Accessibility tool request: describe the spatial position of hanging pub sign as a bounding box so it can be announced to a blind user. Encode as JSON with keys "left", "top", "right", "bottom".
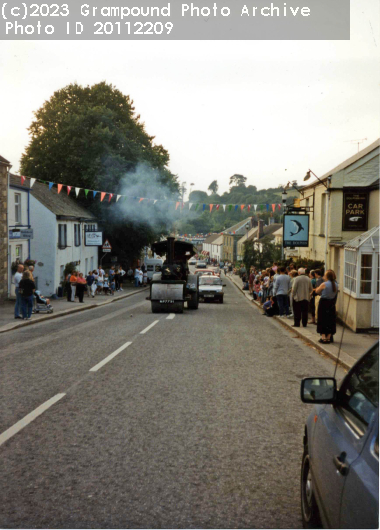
{"left": 283, "top": 214, "right": 309, "bottom": 248}
{"left": 85, "top": 231, "right": 103, "bottom": 246}
{"left": 342, "top": 191, "right": 368, "bottom": 231}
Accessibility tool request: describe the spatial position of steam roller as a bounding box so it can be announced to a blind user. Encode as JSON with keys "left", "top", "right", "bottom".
{"left": 148, "top": 237, "right": 199, "bottom": 313}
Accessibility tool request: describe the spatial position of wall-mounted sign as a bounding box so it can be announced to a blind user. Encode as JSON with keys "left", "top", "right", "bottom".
{"left": 342, "top": 192, "right": 368, "bottom": 231}
{"left": 85, "top": 231, "right": 103, "bottom": 246}
{"left": 9, "top": 229, "right": 34, "bottom": 239}
{"left": 283, "top": 214, "right": 309, "bottom": 248}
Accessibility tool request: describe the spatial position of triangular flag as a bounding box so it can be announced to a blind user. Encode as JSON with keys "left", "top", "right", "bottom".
{"left": 272, "top": 204, "right": 276, "bottom": 212}
{"left": 241, "top": 205, "right": 245, "bottom": 211}
{"left": 57, "top": 184, "right": 63, "bottom": 194}
{"left": 84, "top": 189, "right": 89, "bottom": 198}
{"left": 216, "top": 204, "right": 220, "bottom": 211}
{"left": 153, "top": 200, "right": 158, "bottom": 205}
{"left": 248, "top": 205, "right": 251, "bottom": 212}
{"left": 67, "top": 186, "right": 72, "bottom": 195}
{"left": 223, "top": 205, "right": 226, "bottom": 212}
{"left": 75, "top": 187, "right": 80, "bottom": 197}
{"left": 30, "top": 178, "right": 36, "bottom": 188}
{"left": 195, "top": 204, "right": 199, "bottom": 211}
{"left": 93, "top": 191, "right": 98, "bottom": 198}
{"left": 100, "top": 192, "right": 106, "bottom": 202}
{"left": 175, "top": 202, "right": 180, "bottom": 210}
{"left": 266, "top": 204, "right": 269, "bottom": 211}
{"left": 202, "top": 204, "right": 206, "bottom": 211}
{"left": 210, "top": 204, "right": 214, "bottom": 212}
{"left": 108, "top": 193, "right": 113, "bottom": 202}
{"left": 235, "top": 205, "right": 238, "bottom": 211}
{"left": 278, "top": 204, "right": 282, "bottom": 210}
{"left": 189, "top": 203, "right": 193, "bottom": 210}
{"left": 254, "top": 204, "right": 257, "bottom": 211}
{"left": 48, "top": 182, "right": 54, "bottom": 190}
{"left": 139, "top": 197, "right": 144, "bottom": 203}
{"left": 181, "top": 202, "right": 185, "bottom": 209}
{"left": 20, "top": 176, "right": 26, "bottom": 185}
{"left": 116, "top": 195, "right": 121, "bottom": 202}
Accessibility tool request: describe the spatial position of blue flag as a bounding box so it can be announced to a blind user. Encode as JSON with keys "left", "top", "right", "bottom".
{"left": 48, "top": 182, "right": 54, "bottom": 190}
{"left": 235, "top": 205, "right": 238, "bottom": 211}
{"left": 203, "top": 204, "right": 206, "bottom": 211}
{"left": 93, "top": 191, "right": 98, "bottom": 198}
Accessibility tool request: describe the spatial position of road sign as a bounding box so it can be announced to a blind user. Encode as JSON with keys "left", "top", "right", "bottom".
{"left": 102, "top": 239, "right": 112, "bottom": 253}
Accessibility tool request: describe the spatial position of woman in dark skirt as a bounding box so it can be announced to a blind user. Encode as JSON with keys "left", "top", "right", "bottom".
{"left": 315, "top": 270, "right": 338, "bottom": 344}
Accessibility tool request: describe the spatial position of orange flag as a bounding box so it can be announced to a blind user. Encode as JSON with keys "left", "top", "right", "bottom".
{"left": 241, "top": 205, "right": 245, "bottom": 211}
{"left": 210, "top": 204, "right": 214, "bottom": 212}
{"left": 100, "top": 192, "right": 106, "bottom": 202}
{"left": 57, "top": 184, "right": 63, "bottom": 194}
{"left": 139, "top": 198, "right": 144, "bottom": 203}
{"left": 175, "top": 202, "right": 180, "bottom": 210}
{"left": 67, "top": 186, "right": 72, "bottom": 195}
{"left": 272, "top": 204, "right": 276, "bottom": 212}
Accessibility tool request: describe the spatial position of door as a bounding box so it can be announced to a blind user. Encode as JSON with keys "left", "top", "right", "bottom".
{"left": 372, "top": 253, "right": 379, "bottom": 328}
{"left": 311, "top": 345, "right": 378, "bottom": 528}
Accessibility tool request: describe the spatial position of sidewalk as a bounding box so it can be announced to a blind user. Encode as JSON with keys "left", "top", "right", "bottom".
{"left": 228, "top": 273, "right": 379, "bottom": 370}
{"left": 0, "top": 283, "right": 149, "bottom": 334}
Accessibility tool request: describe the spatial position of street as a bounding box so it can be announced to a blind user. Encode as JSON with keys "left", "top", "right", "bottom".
{"left": 0, "top": 279, "right": 344, "bottom": 529}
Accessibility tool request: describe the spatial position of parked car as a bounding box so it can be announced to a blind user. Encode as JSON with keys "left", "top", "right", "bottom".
{"left": 188, "top": 258, "right": 197, "bottom": 265}
{"left": 300, "top": 342, "right": 379, "bottom": 529}
{"left": 195, "top": 261, "right": 207, "bottom": 269}
{"left": 198, "top": 276, "right": 225, "bottom": 303}
{"left": 194, "top": 269, "right": 216, "bottom": 277}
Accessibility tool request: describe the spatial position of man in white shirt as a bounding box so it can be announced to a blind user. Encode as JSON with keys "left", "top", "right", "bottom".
{"left": 134, "top": 267, "right": 141, "bottom": 288}
{"left": 97, "top": 266, "right": 105, "bottom": 276}
{"left": 14, "top": 264, "right": 24, "bottom": 319}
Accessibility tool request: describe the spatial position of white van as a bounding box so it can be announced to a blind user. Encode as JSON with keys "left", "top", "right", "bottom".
{"left": 144, "top": 258, "right": 163, "bottom": 281}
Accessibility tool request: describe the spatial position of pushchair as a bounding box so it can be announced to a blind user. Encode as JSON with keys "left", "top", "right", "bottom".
{"left": 34, "top": 290, "right": 54, "bottom": 314}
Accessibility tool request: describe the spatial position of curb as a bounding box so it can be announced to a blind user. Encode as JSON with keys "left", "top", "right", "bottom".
{"left": 0, "top": 287, "right": 149, "bottom": 334}
{"left": 227, "top": 275, "right": 355, "bottom": 371}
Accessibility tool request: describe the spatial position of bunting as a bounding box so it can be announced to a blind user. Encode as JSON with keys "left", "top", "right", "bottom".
{"left": 175, "top": 202, "right": 180, "bottom": 210}
{"left": 48, "top": 182, "right": 54, "bottom": 190}
{"left": 241, "top": 205, "right": 245, "bottom": 211}
{"left": 67, "top": 186, "right": 72, "bottom": 195}
{"left": 30, "top": 178, "right": 36, "bottom": 188}
{"left": 202, "top": 204, "right": 206, "bottom": 211}
{"left": 234, "top": 205, "right": 238, "bottom": 211}
{"left": 108, "top": 193, "right": 113, "bottom": 202}
{"left": 100, "top": 192, "right": 106, "bottom": 202}
{"left": 116, "top": 195, "right": 121, "bottom": 202}
{"left": 85, "top": 189, "right": 89, "bottom": 198}
{"left": 75, "top": 187, "right": 80, "bottom": 197}
{"left": 57, "top": 184, "right": 63, "bottom": 194}
{"left": 223, "top": 205, "right": 226, "bottom": 212}
{"left": 189, "top": 203, "right": 193, "bottom": 210}
{"left": 210, "top": 204, "right": 214, "bottom": 212}
{"left": 216, "top": 204, "right": 220, "bottom": 211}
{"left": 93, "top": 191, "right": 98, "bottom": 198}
{"left": 21, "top": 176, "right": 26, "bottom": 185}
{"left": 254, "top": 204, "right": 257, "bottom": 211}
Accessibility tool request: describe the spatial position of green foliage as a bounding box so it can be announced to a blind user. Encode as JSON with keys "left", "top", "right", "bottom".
{"left": 189, "top": 190, "right": 209, "bottom": 203}
{"left": 243, "top": 237, "right": 282, "bottom": 271}
{"left": 63, "top": 262, "right": 77, "bottom": 279}
{"left": 208, "top": 180, "right": 219, "bottom": 194}
{"left": 229, "top": 174, "right": 247, "bottom": 188}
{"left": 20, "top": 82, "right": 179, "bottom": 260}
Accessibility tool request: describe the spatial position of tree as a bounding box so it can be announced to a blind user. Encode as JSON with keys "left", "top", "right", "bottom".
{"left": 189, "top": 190, "right": 209, "bottom": 203}
{"left": 229, "top": 174, "right": 247, "bottom": 188}
{"left": 243, "top": 236, "right": 281, "bottom": 271}
{"left": 208, "top": 180, "right": 219, "bottom": 195}
{"left": 20, "top": 82, "right": 179, "bottom": 261}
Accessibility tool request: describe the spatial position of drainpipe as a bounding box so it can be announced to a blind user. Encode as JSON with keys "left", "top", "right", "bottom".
{"left": 324, "top": 177, "right": 332, "bottom": 269}
{"left": 6, "top": 166, "right": 10, "bottom": 299}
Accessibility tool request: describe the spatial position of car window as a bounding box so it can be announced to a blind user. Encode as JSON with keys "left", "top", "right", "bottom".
{"left": 338, "top": 345, "right": 379, "bottom": 436}
{"left": 199, "top": 277, "right": 222, "bottom": 285}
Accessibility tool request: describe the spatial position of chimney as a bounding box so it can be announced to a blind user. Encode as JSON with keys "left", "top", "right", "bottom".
{"left": 258, "top": 219, "right": 264, "bottom": 238}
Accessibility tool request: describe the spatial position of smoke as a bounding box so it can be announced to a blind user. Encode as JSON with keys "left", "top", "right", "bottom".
{"left": 112, "top": 162, "right": 182, "bottom": 232}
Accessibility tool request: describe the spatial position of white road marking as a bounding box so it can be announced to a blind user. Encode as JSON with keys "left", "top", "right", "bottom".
{"left": 0, "top": 393, "right": 66, "bottom": 447}
{"left": 166, "top": 314, "right": 175, "bottom": 320}
{"left": 140, "top": 320, "right": 159, "bottom": 334}
{"left": 89, "top": 341, "right": 132, "bottom": 372}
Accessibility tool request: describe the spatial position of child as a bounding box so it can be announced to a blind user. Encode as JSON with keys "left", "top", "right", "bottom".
{"left": 263, "top": 296, "right": 275, "bottom": 317}
{"left": 103, "top": 276, "right": 109, "bottom": 295}
{"left": 110, "top": 277, "right": 116, "bottom": 295}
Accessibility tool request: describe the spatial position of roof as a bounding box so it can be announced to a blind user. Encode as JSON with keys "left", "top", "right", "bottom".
{"left": 238, "top": 226, "right": 258, "bottom": 245}
{"left": 212, "top": 235, "right": 224, "bottom": 245}
{"left": 0, "top": 155, "right": 11, "bottom": 166}
{"left": 10, "top": 174, "right": 31, "bottom": 189}
{"left": 262, "top": 223, "right": 282, "bottom": 238}
{"left": 224, "top": 217, "right": 253, "bottom": 235}
{"left": 344, "top": 226, "right": 379, "bottom": 250}
{"left": 272, "top": 227, "right": 283, "bottom": 237}
{"left": 30, "top": 181, "right": 96, "bottom": 220}
{"left": 302, "top": 138, "right": 380, "bottom": 190}
{"left": 203, "top": 233, "right": 221, "bottom": 245}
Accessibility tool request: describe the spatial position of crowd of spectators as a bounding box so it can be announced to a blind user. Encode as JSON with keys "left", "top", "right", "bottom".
{"left": 234, "top": 262, "right": 339, "bottom": 345}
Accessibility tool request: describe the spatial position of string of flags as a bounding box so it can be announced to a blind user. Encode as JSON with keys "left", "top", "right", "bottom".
{"left": 15, "top": 174, "right": 284, "bottom": 212}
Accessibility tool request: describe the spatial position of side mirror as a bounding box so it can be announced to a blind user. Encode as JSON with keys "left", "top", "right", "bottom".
{"left": 300, "top": 377, "right": 337, "bottom": 404}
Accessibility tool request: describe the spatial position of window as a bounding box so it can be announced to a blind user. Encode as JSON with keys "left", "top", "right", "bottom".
{"left": 15, "top": 193, "right": 21, "bottom": 224}
{"left": 360, "top": 254, "right": 373, "bottom": 295}
{"left": 338, "top": 345, "right": 378, "bottom": 436}
{"left": 344, "top": 250, "right": 357, "bottom": 293}
{"left": 58, "top": 224, "right": 67, "bottom": 249}
{"left": 74, "top": 224, "right": 81, "bottom": 247}
{"left": 15, "top": 245, "right": 22, "bottom": 262}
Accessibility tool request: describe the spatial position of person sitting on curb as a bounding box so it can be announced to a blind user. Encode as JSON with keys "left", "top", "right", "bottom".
{"left": 262, "top": 296, "right": 276, "bottom": 317}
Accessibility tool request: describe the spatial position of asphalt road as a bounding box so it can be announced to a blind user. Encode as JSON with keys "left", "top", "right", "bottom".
{"left": 0, "top": 279, "right": 344, "bottom": 529}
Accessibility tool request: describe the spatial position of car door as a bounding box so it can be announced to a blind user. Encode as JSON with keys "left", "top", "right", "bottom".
{"left": 310, "top": 344, "right": 379, "bottom": 528}
{"left": 339, "top": 420, "right": 379, "bottom": 529}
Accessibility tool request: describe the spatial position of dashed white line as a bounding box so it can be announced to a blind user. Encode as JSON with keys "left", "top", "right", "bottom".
{"left": 166, "top": 314, "right": 175, "bottom": 320}
{"left": 89, "top": 341, "right": 132, "bottom": 372}
{"left": 140, "top": 320, "right": 159, "bottom": 334}
{"left": 0, "top": 393, "right": 66, "bottom": 447}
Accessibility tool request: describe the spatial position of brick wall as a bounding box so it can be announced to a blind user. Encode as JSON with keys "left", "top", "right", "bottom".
{"left": 0, "top": 162, "right": 9, "bottom": 301}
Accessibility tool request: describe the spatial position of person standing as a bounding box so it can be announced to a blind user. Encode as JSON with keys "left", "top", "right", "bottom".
{"left": 308, "top": 270, "right": 317, "bottom": 324}
{"left": 114, "top": 267, "right": 120, "bottom": 291}
{"left": 292, "top": 268, "right": 313, "bottom": 327}
{"left": 273, "top": 266, "right": 291, "bottom": 317}
{"left": 314, "top": 269, "right": 324, "bottom": 323}
{"left": 127, "top": 266, "right": 134, "bottom": 283}
{"left": 248, "top": 269, "right": 255, "bottom": 296}
{"left": 13, "top": 263, "right": 24, "bottom": 319}
{"left": 316, "top": 270, "right": 338, "bottom": 343}
{"left": 76, "top": 273, "right": 87, "bottom": 303}
{"left": 86, "top": 271, "right": 94, "bottom": 297}
{"left": 118, "top": 266, "right": 125, "bottom": 291}
{"left": 19, "top": 270, "right": 35, "bottom": 320}
{"left": 69, "top": 270, "right": 78, "bottom": 302}
{"left": 134, "top": 266, "right": 141, "bottom": 288}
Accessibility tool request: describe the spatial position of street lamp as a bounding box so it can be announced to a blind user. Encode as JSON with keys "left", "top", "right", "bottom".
{"left": 245, "top": 222, "right": 250, "bottom": 240}
{"left": 304, "top": 169, "right": 328, "bottom": 188}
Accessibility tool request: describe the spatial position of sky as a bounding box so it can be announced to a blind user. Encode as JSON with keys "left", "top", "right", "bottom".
{"left": 1, "top": 0, "right": 379, "bottom": 196}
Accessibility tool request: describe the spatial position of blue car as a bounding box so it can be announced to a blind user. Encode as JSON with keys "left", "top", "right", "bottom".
{"left": 300, "top": 342, "right": 379, "bottom": 528}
